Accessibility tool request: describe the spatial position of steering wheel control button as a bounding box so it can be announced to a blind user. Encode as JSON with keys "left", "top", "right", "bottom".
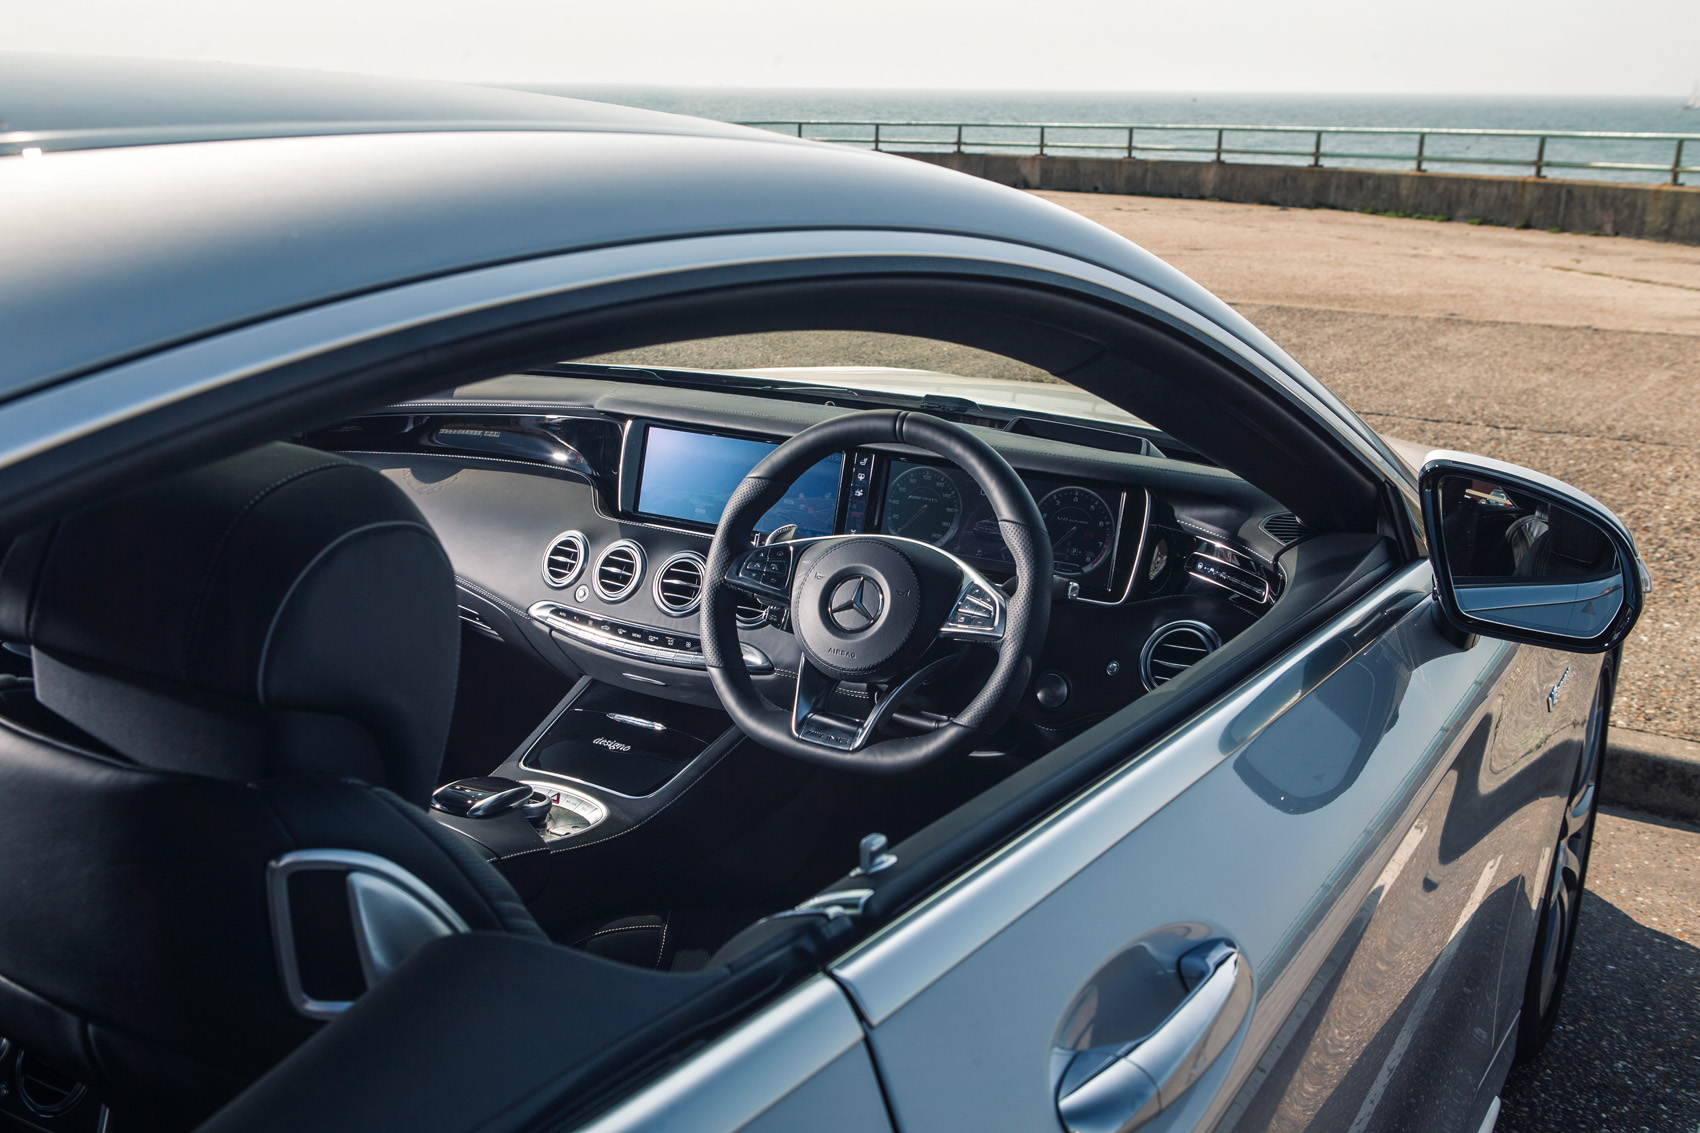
{"left": 943, "top": 581, "right": 1005, "bottom": 638}
{"left": 734, "top": 543, "right": 795, "bottom": 595}
{"left": 828, "top": 576, "right": 884, "bottom": 632}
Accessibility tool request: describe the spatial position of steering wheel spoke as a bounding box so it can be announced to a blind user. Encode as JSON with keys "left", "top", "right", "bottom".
{"left": 792, "top": 655, "right": 958, "bottom": 753}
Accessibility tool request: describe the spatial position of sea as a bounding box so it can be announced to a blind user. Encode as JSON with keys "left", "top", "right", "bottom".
{"left": 504, "top": 87, "right": 1699, "bottom": 185}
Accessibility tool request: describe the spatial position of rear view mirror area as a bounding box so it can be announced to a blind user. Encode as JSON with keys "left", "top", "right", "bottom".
{"left": 1420, "top": 454, "right": 1648, "bottom": 653}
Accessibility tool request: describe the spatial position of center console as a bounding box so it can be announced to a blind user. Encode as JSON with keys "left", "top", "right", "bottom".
{"left": 428, "top": 679, "right": 738, "bottom": 908}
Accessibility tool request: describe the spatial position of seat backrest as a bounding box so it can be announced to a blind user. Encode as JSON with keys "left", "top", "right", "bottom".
{"left": 0, "top": 443, "right": 544, "bottom": 1125}
{"left": 0, "top": 720, "right": 543, "bottom": 1126}
{"left": 0, "top": 442, "right": 460, "bottom": 804}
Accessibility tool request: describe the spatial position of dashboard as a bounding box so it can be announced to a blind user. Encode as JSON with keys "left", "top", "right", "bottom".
{"left": 307, "top": 370, "right": 1302, "bottom": 733}
{"left": 620, "top": 422, "right": 1142, "bottom": 602}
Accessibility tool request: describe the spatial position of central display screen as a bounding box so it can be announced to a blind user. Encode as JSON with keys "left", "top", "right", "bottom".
{"left": 636, "top": 427, "right": 843, "bottom": 537}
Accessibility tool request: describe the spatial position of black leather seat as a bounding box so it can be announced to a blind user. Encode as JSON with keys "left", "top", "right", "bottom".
{"left": 0, "top": 443, "right": 543, "bottom": 1128}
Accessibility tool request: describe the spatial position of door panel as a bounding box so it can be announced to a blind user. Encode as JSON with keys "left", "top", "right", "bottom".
{"left": 580, "top": 976, "right": 892, "bottom": 1133}
{"left": 739, "top": 1044, "right": 893, "bottom": 1133}
{"left": 841, "top": 564, "right": 1567, "bottom": 1132}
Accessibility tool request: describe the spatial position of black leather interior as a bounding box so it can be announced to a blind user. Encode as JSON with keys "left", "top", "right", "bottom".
{"left": 0, "top": 443, "right": 543, "bottom": 1127}
{"left": 0, "top": 442, "right": 460, "bottom": 804}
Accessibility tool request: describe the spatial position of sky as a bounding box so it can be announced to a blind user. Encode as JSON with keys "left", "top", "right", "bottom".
{"left": 7, "top": 0, "right": 1698, "bottom": 96}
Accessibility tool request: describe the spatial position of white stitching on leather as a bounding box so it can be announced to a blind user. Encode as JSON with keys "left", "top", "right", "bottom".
{"left": 565, "top": 922, "right": 662, "bottom": 949}
{"left": 455, "top": 576, "right": 530, "bottom": 621}
{"left": 1176, "top": 516, "right": 1229, "bottom": 540}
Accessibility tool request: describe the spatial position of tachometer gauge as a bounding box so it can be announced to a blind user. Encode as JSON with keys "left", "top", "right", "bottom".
{"left": 1039, "top": 487, "right": 1116, "bottom": 575}
{"left": 882, "top": 466, "right": 963, "bottom": 546}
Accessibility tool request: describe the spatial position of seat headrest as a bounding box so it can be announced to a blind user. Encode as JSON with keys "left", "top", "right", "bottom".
{"left": 0, "top": 443, "right": 459, "bottom": 804}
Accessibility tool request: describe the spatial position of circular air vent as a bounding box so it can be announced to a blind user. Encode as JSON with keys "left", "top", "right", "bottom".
{"left": 14, "top": 1052, "right": 87, "bottom": 1118}
{"left": 653, "top": 552, "right": 706, "bottom": 615}
{"left": 593, "top": 540, "right": 646, "bottom": 602}
{"left": 540, "top": 530, "right": 588, "bottom": 588}
{"left": 1140, "top": 620, "right": 1222, "bottom": 691}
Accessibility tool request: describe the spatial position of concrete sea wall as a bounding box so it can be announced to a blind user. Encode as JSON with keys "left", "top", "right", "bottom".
{"left": 905, "top": 152, "right": 1700, "bottom": 245}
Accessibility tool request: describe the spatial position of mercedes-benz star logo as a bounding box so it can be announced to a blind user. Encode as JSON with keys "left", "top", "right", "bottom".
{"left": 828, "top": 576, "right": 884, "bottom": 632}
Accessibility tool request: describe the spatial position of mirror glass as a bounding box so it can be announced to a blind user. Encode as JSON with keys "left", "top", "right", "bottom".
{"left": 1436, "top": 474, "right": 1623, "bottom": 640}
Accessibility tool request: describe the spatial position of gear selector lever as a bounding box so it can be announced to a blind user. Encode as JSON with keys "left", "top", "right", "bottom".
{"left": 430, "top": 777, "right": 534, "bottom": 819}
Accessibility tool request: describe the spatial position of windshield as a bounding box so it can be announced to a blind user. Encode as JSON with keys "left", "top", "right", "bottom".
{"left": 572, "top": 331, "right": 1152, "bottom": 430}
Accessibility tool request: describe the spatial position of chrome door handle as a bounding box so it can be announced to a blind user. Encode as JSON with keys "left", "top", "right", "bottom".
{"left": 1057, "top": 940, "right": 1253, "bottom": 1133}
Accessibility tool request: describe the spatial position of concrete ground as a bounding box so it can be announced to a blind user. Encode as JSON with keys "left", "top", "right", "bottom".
{"left": 1036, "top": 191, "right": 1700, "bottom": 748}
{"left": 1035, "top": 194, "right": 1700, "bottom": 1130}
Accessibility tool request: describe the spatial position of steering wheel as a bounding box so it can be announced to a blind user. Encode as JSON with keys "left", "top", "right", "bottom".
{"left": 702, "top": 411, "right": 1053, "bottom": 773}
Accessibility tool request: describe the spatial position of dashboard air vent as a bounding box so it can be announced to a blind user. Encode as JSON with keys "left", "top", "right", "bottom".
{"left": 1140, "top": 620, "right": 1222, "bottom": 691}
{"left": 541, "top": 531, "right": 588, "bottom": 588}
{"left": 1261, "top": 513, "right": 1311, "bottom": 545}
{"left": 14, "top": 1052, "right": 87, "bottom": 1118}
{"left": 653, "top": 552, "right": 706, "bottom": 615}
{"left": 594, "top": 540, "right": 646, "bottom": 602}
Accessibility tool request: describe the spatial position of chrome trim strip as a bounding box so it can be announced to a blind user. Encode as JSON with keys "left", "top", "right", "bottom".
{"left": 576, "top": 975, "right": 864, "bottom": 1133}
{"left": 0, "top": 230, "right": 1412, "bottom": 519}
{"left": 830, "top": 560, "right": 1435, "bottom": 1026}
{"left": 1070, "top": 488, "right": 1151, "bottom": 608}
{"left": 531, "top": 599, "right": 774, "bottom": 673}
{"left": 266, "top": 849, "right": 469, "bottom": 1021}
{"left": 533, "top": 600, "right": 704, "bottom": 669}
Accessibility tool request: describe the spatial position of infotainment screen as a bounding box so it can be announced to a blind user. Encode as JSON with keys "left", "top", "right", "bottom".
{"left": 636, "top": 427, "right": 843, "bottom": 537}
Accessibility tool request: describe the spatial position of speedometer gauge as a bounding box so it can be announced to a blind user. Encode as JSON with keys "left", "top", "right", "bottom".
{"left": 882, "top": 466, "right": 963, "bottom": 546}
{"left": 1039, "top": 487, "right": 1116, "bottom": 575}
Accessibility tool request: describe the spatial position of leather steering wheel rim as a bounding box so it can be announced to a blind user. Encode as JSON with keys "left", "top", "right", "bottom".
{"left": 703, "top": 410, "right": 1052, "bottom": 773}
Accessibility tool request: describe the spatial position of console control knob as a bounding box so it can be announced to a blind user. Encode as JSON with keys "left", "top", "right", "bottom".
{"left": 1035, "top": 670, "right": 1070, "bottom": 710}
{"left": 431, "top": 777, "right": 534, "bottom": 819}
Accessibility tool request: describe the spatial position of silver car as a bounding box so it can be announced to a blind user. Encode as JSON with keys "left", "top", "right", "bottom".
{"left": 0, "top": 57, "right": 1647, "bottom": 1133}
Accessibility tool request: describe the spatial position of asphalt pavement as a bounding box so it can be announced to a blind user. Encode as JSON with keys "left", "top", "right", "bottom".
{"left": 1498, "top": 807, "right": 1700, "bottom": 1132}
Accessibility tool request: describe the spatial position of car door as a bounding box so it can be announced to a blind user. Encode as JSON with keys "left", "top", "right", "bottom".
{"left": 832, "top": 559, "right": 1555, "bottom": 1133}
{"left": 579, "top": 976, "right": 894, "bottom": 1133}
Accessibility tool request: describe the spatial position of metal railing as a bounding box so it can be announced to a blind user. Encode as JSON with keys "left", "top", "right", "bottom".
{"left": 738, "top": 120, "right": 1700, "bottom": 186}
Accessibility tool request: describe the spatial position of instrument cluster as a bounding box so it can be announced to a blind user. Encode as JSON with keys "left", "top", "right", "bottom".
{"left": 871, "top": 457, "right": 1137, "bottom": 597}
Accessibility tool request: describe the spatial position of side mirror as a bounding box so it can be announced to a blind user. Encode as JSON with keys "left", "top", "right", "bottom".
{"left": 1419, "top": 452, "right": 1649, "bottom": 654}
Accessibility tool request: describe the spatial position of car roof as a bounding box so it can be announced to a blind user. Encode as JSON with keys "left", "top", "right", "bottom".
{"left": 0, "top": 52, "right": 762, "bottom": 146}
{"left": 0, "top": 56, "right": 1301, "bottom": 401}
